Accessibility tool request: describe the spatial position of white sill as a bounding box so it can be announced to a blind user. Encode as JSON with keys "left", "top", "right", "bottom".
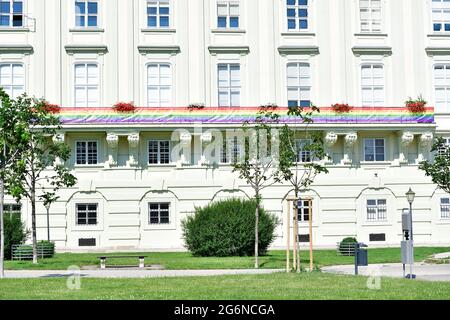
{"left": 360, "top": 161, "right": 391, "bottom": 166}
{"left": 427, "top": 33, "right": 450, "bottom": 38}
{"left": 74, "top": 165, "right": 104, "bottom": 169}
{"left": 141, "top": 27, "right": 176, "bottom": 33}
{"left": 69, "top": 27, "right": 105, "bottom": 33}
{"left": 281, "top": 31, "right": 315, "bottom": 36}
{"left": 354, "top": 32, "right": 388, "bottom": 37}
{"left": 148, "top": 164, "right": 177, "bottom": 168}
{"left": 0, "top": 27, "right": 30, "bottom": 32}
{"left": 211, "top": 28, "right": 246, "bottom": 34}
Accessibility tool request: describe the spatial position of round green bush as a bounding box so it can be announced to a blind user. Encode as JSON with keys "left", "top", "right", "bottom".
{"left": 338, "top": 237, "right": 358, "bottom": 256}
{"left": 182, "top": 198, "right": 279, "bottom": 257}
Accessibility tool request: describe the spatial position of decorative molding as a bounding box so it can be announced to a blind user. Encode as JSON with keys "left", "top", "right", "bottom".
{"left": 342, "top": 132, "right": 358, "bottom": 165}
{"left": 201, "top": 132, "right": 213, "bottom": 143}
{"left": 52, "top": 133, "right": 65, "bottom": 144}
{"left": 208, "top": 46, "right": 250, "bottom": 55}
{"left": 344, "top": 132, "right": 358, "bottom": 147}
{"left": 352, "top": 46, "right": 392, "bottom": 56}
{"left": 106, "top": 133, "right": 119, "bottom": 148}
{"left": 277, "top": 45, "right": 319, "bottom": 56}
{"left": 138, "top": 45, "right": 180, "bottom": 55}
{"left": 0, "top": 44, "right": 33, "bottom": 54}
{"left": 324, "top": 132, "right": 338, "bottom": 147}
{"left": 127, "top": 133, "right": 140, "bottom": 167}
{"left": 65, "top": 45, "right": 108, "bottom": 55}
{"left": 127, "top": 133, "right": 140, "bottom": 148}
{"left": 400, "top": 131, "right": 414, "bottom": 146}
{"left": 105, "top": 133, "right": 119, "bottom": 168}
{"left": 419, "top": 132, "right": 434, "bottom": 147}
{"left": 179, "top": 132, "right": 192, "bottom": 146}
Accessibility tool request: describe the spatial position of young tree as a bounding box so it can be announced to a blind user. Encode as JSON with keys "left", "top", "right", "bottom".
{"left": 278, "top": 105, "right": 329, "bottom": 272}
{"left": 419, "top": 137, "right": 450, "bottom": 193}
{"left": 232, "top": 105, "right": 281, "bottom": 268}
{"left": 0, "top": 89, "right": 30, "bottom": 278}
{"left": 5, "top": 95, "right": 77, "bottom": 264}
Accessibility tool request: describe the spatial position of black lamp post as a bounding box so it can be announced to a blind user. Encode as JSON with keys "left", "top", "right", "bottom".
{"left": 44, "top": 201, "right": 51, "bottom": 241}
{"left": 405, "top": 188, "right": 415, "bottom": 279}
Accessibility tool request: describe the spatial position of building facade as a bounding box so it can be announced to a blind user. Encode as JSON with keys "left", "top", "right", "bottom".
{"left": 1, "top": 0, "right": 450, "bottom": 250}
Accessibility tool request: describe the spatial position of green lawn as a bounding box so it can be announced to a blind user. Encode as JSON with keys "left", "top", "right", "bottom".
{"left": 4, "top": 247, "right": 450, "bottom": 270}
{"left": 1, "top": 273, "right": 449, "bottom": 300}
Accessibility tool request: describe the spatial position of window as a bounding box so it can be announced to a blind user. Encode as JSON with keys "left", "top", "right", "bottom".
{"left": 148, "top": 203, "right": 170, "bottom": 224}
{"left": 148, "top": 140, "right": 170, "bottom": 164}
{"left": 434, "top": 64, "right": 450, "bottom": 113}
{"left": 441, "top": 198, "right": 450, "bottom": 219}
{"left": 437, "top": 137, "right": 450, "bottom": 156}
{"left": 0, "top": 63, "right": 24, "bottom": 99}
{"left": 366, "top": 199, "right": 387, "bottom": 221}
{"left": 221, "top": 136, "right": 243, "bottom": 163}
{"left": 297, "top": 199, "right": 312, "bottom": 222}
{"left": 217, "top": 1, "right": 239, "bottom": 28}
{"left": 432, "top": 0, "right": 450, "bottom": 32}
{"left": 0, "top": 0, "right": 23, "bottom": 27}
{"left": 147, "top": 0, "right": 169, "bottom": 28}
{"left": 218, "top": 63, "right": 240, "bottom": 107}
{"left": 76, "top": 141, "right": 98, "bottom": 165}
{"left": 361, "top": 64, "right": 384, "bottom": 107}
{"left": 364, "top": 138, "right": 385, "bottom": 162}
{"left": 296, "top": 139, "right": 312, "bottom": 163}
{"left": 75, "top": 0, "right": 98, "bottom": 27}
{"left": 76, "top": 204, "right": 98, "bottom": 225}
{"left": 147, "top": 63, "right": 171, "bottom": 107}
{"left": 74, "top": 63, "right": 99, "bottom": 108}
{"left": 287, "top": 63, "right": 311, "bottom": 107}
{"left": 287, "top": 0, "right": 308, "bottom": 31}
{"left": 2, "top": 204, "right": 21, "bottom": 217}
{"left": 360, "top": 0, "right": 382, "bottom": 33}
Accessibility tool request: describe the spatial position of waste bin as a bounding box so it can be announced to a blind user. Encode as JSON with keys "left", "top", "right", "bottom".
{"left": 354, "top": 243, "right": 368, "bottom": 275}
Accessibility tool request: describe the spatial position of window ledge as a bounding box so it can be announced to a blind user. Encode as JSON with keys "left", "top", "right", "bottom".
{"left": 148, "top": 164, "right": 177, "bottom": 168}
{"left": 74, "top": 165, "right": 104, "bottom": 169}
{"left": 211, "top": 28, "right": 246, "bottom": 34}
{"left": 427, "top": 33, "right": 450, "bottom": 38}
{"left": 69, "top": 27, "right": 105, "bottom": 33}
{"left": 141, "top": 28, "right": 176, "bottom": 33}
{"left": 0, "top": 27, "right": 30, "bottom": 32}
{"left": 360, "top": 161, "right": 391, "bottom": 166}
{"left": 354, "top": 32, "right": 388, "bottom": 37}
{"left": 281, "top": 31, "right": 315, "bottom": 37}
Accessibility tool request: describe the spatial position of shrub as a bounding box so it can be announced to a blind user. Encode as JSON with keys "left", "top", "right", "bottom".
{"left": 338, "top": 237, "right": 358, "bottom": 256}
{"left": 182, "top": 198, "right": 279, "bottom": 257}
{"left": 3, "top": 213, "right": 29, "bottom": 260}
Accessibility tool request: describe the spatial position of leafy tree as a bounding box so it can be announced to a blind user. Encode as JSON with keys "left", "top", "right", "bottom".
{"left": 278, "top": 105, "right": 329, "bottom": 271}
{"left": 232, "top": 105, "right": 281, "bottom": 268}
{"left": 5, "top": 94, "right": 77, "bottom": 264}
{"left": 419, "top": 137, "right": 450, "bottom": 194}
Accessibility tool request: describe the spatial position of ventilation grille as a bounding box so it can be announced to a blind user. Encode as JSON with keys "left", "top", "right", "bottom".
{"left": 78, "top": 238, "right": 96, "bottom": 247}
{"left": 369, "top": 233, "right": 386, "bottom": 242}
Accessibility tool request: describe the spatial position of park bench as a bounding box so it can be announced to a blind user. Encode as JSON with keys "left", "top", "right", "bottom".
{"left": 98, "top": 255, "right": 148, "bottom": 269}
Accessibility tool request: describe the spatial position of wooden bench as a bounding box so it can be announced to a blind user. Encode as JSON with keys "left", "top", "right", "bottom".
{"left": 98, "top": 255, "right": 148, "bottom": 269}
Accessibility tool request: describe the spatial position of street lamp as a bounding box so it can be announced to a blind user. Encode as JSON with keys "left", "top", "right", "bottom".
{"left": 44, "top": 201, "right": 51, "bottom": 241}
{"left": 405, "top": 188, "right": 415, "bottom": 279}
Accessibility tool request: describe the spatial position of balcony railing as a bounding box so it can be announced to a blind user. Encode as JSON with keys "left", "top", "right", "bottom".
{"left": 57, "top": 106, "right": 435, "bottom": 126}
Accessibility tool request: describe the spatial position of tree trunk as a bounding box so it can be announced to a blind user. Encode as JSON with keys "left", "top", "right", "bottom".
{"left": 31, "top": 188, "right": 37, "bottom": 264}
{"left": 0, "top": 178, "right": 5, "bottom": 278}
{"left": 255, "top": 199, "right": 259, "bottom": 269}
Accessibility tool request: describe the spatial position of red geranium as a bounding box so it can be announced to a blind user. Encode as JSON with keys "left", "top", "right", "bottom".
{"left": 113, "top": 102, "right": 136, "bottom": 113}
{"left": 43, "top": 103, "right": 61, "bottom": 114}
{"left": 331, "top": 103, "right": 353, "bottom": 113}
{"left": 405, "top": 96, "right": 427, "bottom": 114}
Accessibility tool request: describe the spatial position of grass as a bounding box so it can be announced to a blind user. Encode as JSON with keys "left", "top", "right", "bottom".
{"left": 0, "top": 273, "right": 450, "bottom": 300}
{"left": 4, "top": 247, "right": 450, "bottom": 270}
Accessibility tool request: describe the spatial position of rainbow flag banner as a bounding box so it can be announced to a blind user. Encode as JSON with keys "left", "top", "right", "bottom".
{"left": 59, "top": 107, "right": 434, "bottom": 125}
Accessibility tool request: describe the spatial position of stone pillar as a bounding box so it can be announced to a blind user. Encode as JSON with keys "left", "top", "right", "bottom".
{"left": 105, "top": 133, "right": 119, "bottom": 168}
{"left": 52, "top": 133, "right": 65, "bottom": 166}
{"left": 323, "top": 132, "right": 338, "bottom": 165}
{"left": 398, "top": 131, "right": 414, "bottom": 164}
{"left": 342, "top": 132, "right": 358, "bottom": 165}
{"left": 417, "top": 132, "right": 434, "bottom": 163}
{"left": 127, "top": 133, "right": 140, "bottom": 167}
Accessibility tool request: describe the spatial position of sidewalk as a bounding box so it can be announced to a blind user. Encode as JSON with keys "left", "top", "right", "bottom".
{"left": 322, "top": 263, "right": 450, "bottom": 281}
{"left": 4, "top": 268, "right": 284, "bottom": 279}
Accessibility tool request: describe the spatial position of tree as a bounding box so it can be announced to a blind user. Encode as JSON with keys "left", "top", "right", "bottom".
{"left": 5, "top": 94, "right": 77, "bottom": 264}
{"left": 419, "top": 137, "right": 450, "bottom": 194}
{"left": 232, "top": 105, "right": 281, "bottom": 268}
{"left": 278, "top": 105, "right": 329, "bottom": 272}
{"left": 0, "top": 89, "right": 30, "bottom": 278}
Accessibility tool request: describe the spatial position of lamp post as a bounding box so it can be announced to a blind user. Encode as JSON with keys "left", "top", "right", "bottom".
{"left": 405, "top": 188, "right": 415, "bottom": 279}
{"left": 44, "top": 201, "right": 51, "bottom": 241}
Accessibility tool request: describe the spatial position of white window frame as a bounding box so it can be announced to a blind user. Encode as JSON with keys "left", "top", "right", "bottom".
{"left": 359, "top": 0, "right": 382, "bottom": 33}
{"left": 148, "top": 202, "right": 170, "bottom": 224}
{"left": 74, "top": 0, "right": 99, "bottom": 28}
{"left": 217, "top": 63, "right": 241, "bottom": 107}
{"left": 148, "top": 140, "right": 171, "bottom": 165}
{"left": 0, "top": 62, "right": 25, "bottom": 99}
{"left": 146, "top": 62, "right": 172, "bottom": 107}
{"left": 431, "top": 0, "right": 450, "bottom": 33}
{"left": 75, "top": 203, "right": 98, "bottom": 226}
{"left": 74, "top": 62, "right": 100, "bottom": 108}
{"left": 297, "top": 198, "right": 312, "bottom": 222}
{"left": 75, "top": 140, "right": 99, "bottom": 165}
{"left": 433, "top": 63, "right": 450, "bottom": 113}
{"left": 363, "top": 138, "right": 386, "bottom": 162}
{"left": 0, "top": 0, "right": 24, "bottom": 28}
{"left": 287, "top": 62, "right": 311, "bottom": 108}
{"left": 220, "top": 136, "right": 244, "bottom": 164}
{"left": 440, "top": 198, "right": 450, "bottom": 219}
{"left": 366, "top": 199, "right": 387, "bottom": 221}
{"left": 146, "top": 0, "right": 170, "bottom": 28}
{"left": 361, "top": 63, "right": 385, "bottom": 107}
{"left": 437, "top": 137, "right": 450, "bottom": 156}
{"left": 216, "top": 1, "right": 240, "bottom": 29}
{"left": 295, "top": 139, "right": 313, "bottom": 163}
{"left": 286, "top": 0, "right": 310, "bottom": 32}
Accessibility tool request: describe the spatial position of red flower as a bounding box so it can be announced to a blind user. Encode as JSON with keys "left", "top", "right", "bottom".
{"left": 113, "top": 102, "right": 136, "bottom": 113}
{"left": 406, "top": 101, "right": 426, "bottom": 114}
{"left": 43, "top": 103, "right": 61, "bottom": 114}
{"left": 331, "top": 103, "right": 353, "bottom": 113}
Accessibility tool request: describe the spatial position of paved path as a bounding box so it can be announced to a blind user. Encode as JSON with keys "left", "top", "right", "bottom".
{"left": 4, "top": 268, "right": 284, "bottom": 279}
{"left": 322, "top": 263, "right": 450, "bottom": 282}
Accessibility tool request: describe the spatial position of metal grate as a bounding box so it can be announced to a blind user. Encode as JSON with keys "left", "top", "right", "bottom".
{"left": 369, "top": 233, "right": 386, "bottom": 242}
{"left": 79, "top": 238, "right": 96, "bottom": 247}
